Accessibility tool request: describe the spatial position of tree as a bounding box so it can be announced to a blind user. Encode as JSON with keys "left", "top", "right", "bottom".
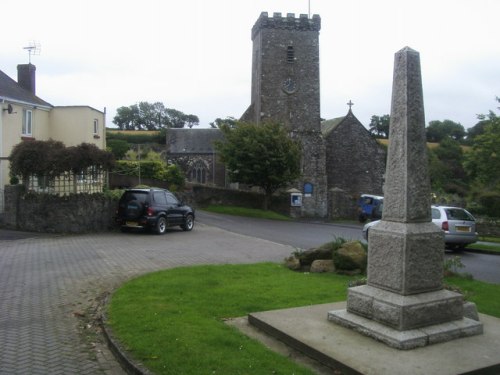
{"left": 215, "top": 122, "right": 302, "bottom": 210}
{"left": 464, "top": 120, "right": 488, "bottom": 145}
{"left": 464, "top": 102, "right": 500, "bottom": 188}
{"left": 107, "top": 139, "right": 130, "bottom": 159}
{"left": 209, "top": 117, "right": 237, "bottom": 129}
{"left": 368, "top": 115, "right": 390, "bottom": 138}
{"left": 426, "top": 120, "right": 465, "bottom": 143}
{"left": 112, "top": 101, "right": 199, "bottom": 130}
{"left": 428, "top": 137, "right": 467, "bottom": 195}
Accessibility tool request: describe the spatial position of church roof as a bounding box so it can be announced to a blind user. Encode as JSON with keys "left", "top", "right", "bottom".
{"left": 321, "top": 110, "right": 363, "bottom": 136}
{"left": 321, "top": 116, "right": 345, "bottom": 135}
{"left": 166, "top": 128, "right": 223, "bottom": 154}
{"left": 0, "top": 68, "right": 52, "bottom": 108}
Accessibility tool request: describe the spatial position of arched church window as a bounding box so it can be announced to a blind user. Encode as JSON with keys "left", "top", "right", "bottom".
{"left": 190, "top": 161, "right": 207, "bottom": 184}
{"left": 287, "top": 46, "right": 295, "bottom": 63}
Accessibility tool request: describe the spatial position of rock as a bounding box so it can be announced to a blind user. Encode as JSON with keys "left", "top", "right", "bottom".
{"left": 310, "top": 259, "right": 335, "bottom": 273}
{"left": 333, "top": 241, "right": 367, "bottom": 271}
{"left": 284, "top": 256, "right": 301, "bottom": 270}
{"left": 296, "top": 246, "right": 332, "bottom": 265}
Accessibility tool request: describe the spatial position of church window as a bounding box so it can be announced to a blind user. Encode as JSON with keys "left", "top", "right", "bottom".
{"left": 190, "top": 161, "right": 207, "bottom": 184}
{"left": 287, "top": 46, "right": 295, "bottom": 63}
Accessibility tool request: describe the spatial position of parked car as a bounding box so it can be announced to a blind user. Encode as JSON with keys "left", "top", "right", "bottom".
{"left": 362, "top": 205, "right": 478, "bottom": 251}
{"left": 115, "top": 188, "right": 195, "bottom": 234}
{"left": 357, "top": 194, "right": 384, "bottom": 223}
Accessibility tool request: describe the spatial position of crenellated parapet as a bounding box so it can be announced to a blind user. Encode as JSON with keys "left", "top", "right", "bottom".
{"left": 251, "top": 12, "right": 321, "bottom": 40}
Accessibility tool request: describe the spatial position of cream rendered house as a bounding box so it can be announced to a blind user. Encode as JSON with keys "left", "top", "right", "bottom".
{"left": 0, "top": 63, "right": 106, "bottom": 211}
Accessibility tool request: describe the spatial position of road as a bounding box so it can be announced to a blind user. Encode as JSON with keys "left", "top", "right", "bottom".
{"left": 196, "top": 210, "right": 500, "bottom": 284}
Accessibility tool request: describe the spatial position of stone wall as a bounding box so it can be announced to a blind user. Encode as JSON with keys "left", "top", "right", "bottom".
{"left": 324, "top": 112, "right": 386, "bottom": 197}
{"left": 187, "top": 185, "right": 290, "bottom": 215}
{"left": 3, "top": 185, "right": 117, "bottom": 233}
{"left": 2, "top": 184, "right": 291, "bottom": 233}
{"left": 329, "top": 188, "right": 358, "bottom": 220}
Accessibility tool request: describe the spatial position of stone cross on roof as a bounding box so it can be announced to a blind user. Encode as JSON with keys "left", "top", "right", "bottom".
{"left": 346, "top": 100, "right": 354, "bottom": 110}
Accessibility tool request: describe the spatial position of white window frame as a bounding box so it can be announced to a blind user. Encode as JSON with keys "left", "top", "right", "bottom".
{"left": 93, "top": 119, "right": 99, "bottom": 134}
{"left": 23, "top": 109, "right": 33, "bottom": 136}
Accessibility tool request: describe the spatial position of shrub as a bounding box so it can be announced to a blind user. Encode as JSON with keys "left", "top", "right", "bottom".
{"left": 477, "top": 191, "right": 500, "bottom": 218}
{"left": 107, "top": 139, "right": 130, "bottom": 159}
{"left": 114, "top": 160, "right": 185, "bottom": 190}
{"left": 9, "top": 140, "right": 114, "bottom": 182}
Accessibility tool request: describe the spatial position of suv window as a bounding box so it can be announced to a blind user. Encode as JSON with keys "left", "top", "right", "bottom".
{"left": 445, "top": 208, "right": 473, "bottom": 221}
{"left": 123, "top": 191, "right": 148, "bottom": 204}
{"left": 153, "top": 191, "right": 167, "bottom": 205}
{"left": 166, "top": 192, "right": 179, "bottom": 205}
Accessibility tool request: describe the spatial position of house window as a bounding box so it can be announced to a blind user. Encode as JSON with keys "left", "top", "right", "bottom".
{"left": 22, "top": 109, "right": 33, "bottom": 136}
{"left": 93, "top": 119, "right": 99, "bottom": 134}
{"left": 287, "top": 46, "right": 295, "bottom": 63}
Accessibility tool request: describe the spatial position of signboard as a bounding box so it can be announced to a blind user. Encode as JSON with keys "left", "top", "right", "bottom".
{"left": 303, "top": 182, "right": 313, "bottom": 197}
{"left": 291, "top": 193, "right": 302, "bottom": 207}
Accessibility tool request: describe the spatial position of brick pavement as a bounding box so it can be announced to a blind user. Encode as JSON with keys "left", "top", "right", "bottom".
{"left": 0, "top": 224, "right": 294, "bottom": 374}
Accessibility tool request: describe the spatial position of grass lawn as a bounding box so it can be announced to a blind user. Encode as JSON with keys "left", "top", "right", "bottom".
{"left": 467, "top": 242, "right": 500, "bottom": 254}
{"left": 202, "top": 205, "right": 292, "bottom": 221}
{"left": 107, "top": 263, "right": 500, "bottom": 375}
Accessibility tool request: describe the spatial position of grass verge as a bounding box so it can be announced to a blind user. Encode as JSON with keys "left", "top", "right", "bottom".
{"left": 467, "top": 242, "right": 500, "bottom": 254}
{"left": 202, "top": 205, "right": 291, "bottom": 221}
{"left": 107, "top": 263, "right": 499, "bottom": 374}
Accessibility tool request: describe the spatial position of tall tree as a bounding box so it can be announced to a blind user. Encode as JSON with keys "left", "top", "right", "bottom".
{"left": 215, "top": 122, "right": 302, "bottom": 210}
{"left": 112, "top": 102, "right": 199, "bottom": 130}
{"left": 464, "top": 100, "right": 500, "bottom": 188}
{"left": 426, "top": 119, "right": 465, "bottom": 143}
{"left": 429, "top": 137, "right": 467, "bottom": 195}
{"left": 368, "top": 115, "right": 390, "bottom": 138}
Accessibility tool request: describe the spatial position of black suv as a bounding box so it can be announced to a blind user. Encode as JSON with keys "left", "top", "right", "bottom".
{"left": 115, "top": 188, "right": 195, "bottom": 234}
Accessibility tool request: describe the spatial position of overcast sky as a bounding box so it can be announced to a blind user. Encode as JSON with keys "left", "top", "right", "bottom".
{"left": 1, "top": 0, "right": 499, "bottom": 129}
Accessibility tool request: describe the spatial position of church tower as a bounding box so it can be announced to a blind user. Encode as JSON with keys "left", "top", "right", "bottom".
{"left": 241, "top": 12, "right": 327, "bottom": 217}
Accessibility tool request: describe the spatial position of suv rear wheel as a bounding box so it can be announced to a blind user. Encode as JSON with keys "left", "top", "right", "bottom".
{"left": 156, "top": 217, "right": 167, "bottom": 235}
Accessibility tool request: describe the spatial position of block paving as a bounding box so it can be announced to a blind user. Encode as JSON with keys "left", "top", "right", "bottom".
{"left": 0, "top": 224, "right": 294, "bottom": 374}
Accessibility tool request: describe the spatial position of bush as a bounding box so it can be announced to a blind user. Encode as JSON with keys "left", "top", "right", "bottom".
{"left": 9, "top": 140, "right": 115, "bottom": 181}
{"left": 107, "top": 139, "right": 130, "bottom": 159}
{"left": 106, "top": 130, "right": 165, "bottom": 144}
{"left": 477, "top": 191, "right": 500, "bottom": 218}
{"left": 114, "top": 160, "right": 185, "bottom": 190}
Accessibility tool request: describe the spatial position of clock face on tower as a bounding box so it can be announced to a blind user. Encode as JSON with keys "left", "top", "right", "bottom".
{"left": 282, "top": 78, "right": 297, "bottom": 94}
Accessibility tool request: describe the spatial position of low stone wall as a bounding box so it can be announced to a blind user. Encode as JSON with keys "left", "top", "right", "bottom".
{"left": 187, "top": 185, "right": 290, "bottom": 215}
{"left": 3, "top": 185, "right": 117, "bottom": 233}
{"left": 476, "top": 221, "right": 500, "bottom": 237}
{"left": 2, "top": 184, "right": 291, "bottom": 234}
{"left": 329, "top": 188, "right": 358, "bottom": 220}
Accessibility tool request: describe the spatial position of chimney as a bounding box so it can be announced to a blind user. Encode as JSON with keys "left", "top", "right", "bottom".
{"left": 17, "top": 63, "right": 36, "bottom": 95}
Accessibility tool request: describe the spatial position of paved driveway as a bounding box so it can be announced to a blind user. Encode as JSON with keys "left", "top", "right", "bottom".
{"left": 0, "top": 224, "right": 294, "bottom": 374}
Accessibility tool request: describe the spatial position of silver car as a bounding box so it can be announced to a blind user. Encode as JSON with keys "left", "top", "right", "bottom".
{"left": 362, "top": 205, "right": 478, "bottom": 251}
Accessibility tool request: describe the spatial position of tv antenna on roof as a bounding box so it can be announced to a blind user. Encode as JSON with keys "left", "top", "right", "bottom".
{"left": 23, "top": 41, "right": 41, "bottom": 64}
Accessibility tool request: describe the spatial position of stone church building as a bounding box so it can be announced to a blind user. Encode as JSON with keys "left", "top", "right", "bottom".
{"left": 166, "top": 12, "right": 385, "bottom": 218}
